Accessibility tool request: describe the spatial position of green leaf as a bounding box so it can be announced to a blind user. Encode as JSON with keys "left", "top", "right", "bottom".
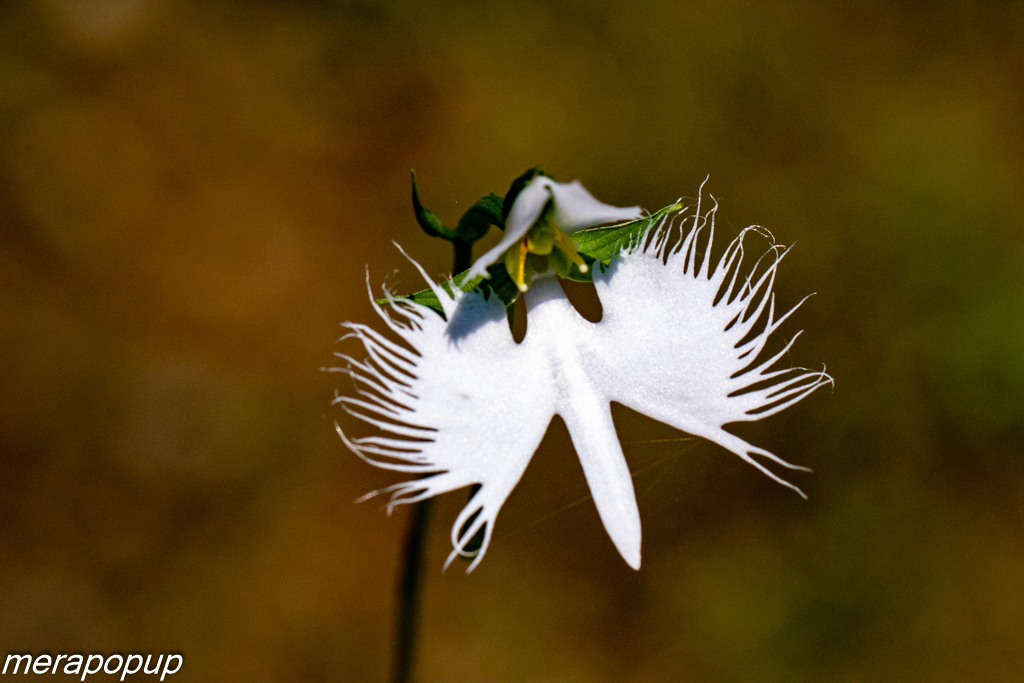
{"left": 377, "top": 261, "right": 520, "bottom": 315}
{"left": 455, "top": 193, "right": 504, "bottom": 241}
{"left": 572, "top": 201, "right": 685, "bottom": 266}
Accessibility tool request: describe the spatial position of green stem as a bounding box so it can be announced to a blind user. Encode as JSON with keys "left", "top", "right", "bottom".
{"left": 391, "top": 498, "right": 432, "bottom": 683}
{"left": 453, "top": 239, "right": 472, "bottom": 275}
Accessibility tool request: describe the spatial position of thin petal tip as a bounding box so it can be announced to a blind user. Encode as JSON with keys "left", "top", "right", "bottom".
{"left": 624, "top": 547, "right": 641, "bottom": 570}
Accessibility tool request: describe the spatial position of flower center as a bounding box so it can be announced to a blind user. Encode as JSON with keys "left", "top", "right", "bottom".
{"left": 503, "top": 215, "right": 589, "bottom": 292}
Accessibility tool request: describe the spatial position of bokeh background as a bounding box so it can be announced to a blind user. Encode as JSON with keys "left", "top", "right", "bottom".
{"left": 2, "top": 0, "right": 1022, "bottom": 680}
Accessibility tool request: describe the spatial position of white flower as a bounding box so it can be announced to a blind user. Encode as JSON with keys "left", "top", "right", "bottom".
{"left": 332, "top": 188, "right": 831, "bottom": 572}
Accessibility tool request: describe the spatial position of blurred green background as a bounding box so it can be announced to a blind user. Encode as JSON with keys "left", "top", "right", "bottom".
{"left": 1, "top": 1, "right": 1022, "bottom": 680}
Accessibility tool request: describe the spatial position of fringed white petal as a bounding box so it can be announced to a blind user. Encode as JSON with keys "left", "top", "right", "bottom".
{"left": 334, "top": 267, "right": 555, "bottom": 572}
{"left": 589, "top": 193, "right": 833, "bottom": 498}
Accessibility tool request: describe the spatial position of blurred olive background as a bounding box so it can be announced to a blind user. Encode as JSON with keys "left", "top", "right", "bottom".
{"left": 1, "top": 0, "right": 1022, "bottom": 681}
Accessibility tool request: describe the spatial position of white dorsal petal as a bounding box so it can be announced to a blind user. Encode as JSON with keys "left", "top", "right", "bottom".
{"left": 547, "top": 179, "right": 642, "bottom": 233}
{"left": 335, "top": 194, "right": 831, "bottom": 572}
{"left": 465, "top": 176, "right": 643, "bottom": 281}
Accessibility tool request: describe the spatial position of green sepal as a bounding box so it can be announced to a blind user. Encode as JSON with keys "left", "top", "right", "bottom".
{"left": 456, "top": 193, "right": 504, "bottom": 240}
{"left": 412, "top": 171, "right": 505, "bottom": 245}
{"left": 411, "top": 171, "right": 455, "bottom": 240}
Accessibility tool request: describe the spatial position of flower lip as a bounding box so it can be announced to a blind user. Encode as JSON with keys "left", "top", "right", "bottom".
{"left": 465, "top": 176, "right": 642, "bottom": 282}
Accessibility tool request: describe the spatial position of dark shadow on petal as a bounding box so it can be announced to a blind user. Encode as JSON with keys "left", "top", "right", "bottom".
{"left": 444, "top": 293, "right": 507, "bottom": 343}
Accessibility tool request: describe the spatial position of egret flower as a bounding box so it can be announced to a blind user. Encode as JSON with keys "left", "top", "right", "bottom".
{"left": 332, "top": 180, "right": 831, "bottom": 572}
